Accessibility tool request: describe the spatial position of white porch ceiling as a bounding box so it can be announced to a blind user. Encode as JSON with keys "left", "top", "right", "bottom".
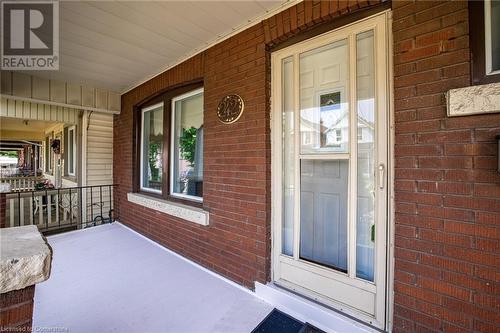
{"left": 0, "top": 118, "right": 60, "bottom": 133}
{"left": 20, "top": 1, "right": 293, "bottom": 94}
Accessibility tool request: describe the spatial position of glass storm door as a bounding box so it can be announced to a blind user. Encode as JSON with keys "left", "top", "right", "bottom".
{"left": 271, "top": 13, "right": 389, "bottom": 329}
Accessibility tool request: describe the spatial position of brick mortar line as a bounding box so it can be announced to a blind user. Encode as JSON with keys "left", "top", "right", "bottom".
{"left": 0, "top": 300, "right": 33, "bottom": 313}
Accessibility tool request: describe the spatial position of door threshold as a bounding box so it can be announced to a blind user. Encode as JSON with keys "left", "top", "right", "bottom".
{"left": 255, "top": 282, "right": 384, "bottom": 333}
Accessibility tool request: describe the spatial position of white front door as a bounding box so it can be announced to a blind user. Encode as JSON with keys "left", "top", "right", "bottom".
{"left": 271, "top": 12, "right": 390, "bottom": 329}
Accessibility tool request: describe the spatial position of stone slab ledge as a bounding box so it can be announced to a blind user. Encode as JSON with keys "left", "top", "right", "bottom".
{"left": 0, "top": 226, "right": 52, "bottom": 294}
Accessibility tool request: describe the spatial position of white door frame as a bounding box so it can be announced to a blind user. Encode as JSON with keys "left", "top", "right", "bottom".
{"left": 386, "top": 9, "right": 395, "bottom": 332}
{"left": 270, "top": 10, "right": 394, "bottom": 330}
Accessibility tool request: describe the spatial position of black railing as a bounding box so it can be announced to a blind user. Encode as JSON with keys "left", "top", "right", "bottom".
{"left": 3, "top": 184, "right": 118, "bottom": 235}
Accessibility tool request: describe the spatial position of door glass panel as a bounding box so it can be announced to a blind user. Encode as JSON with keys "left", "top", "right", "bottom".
{"left": 282, "top": 57, "right": 295, "bottom": 256}
{"left": 300, "top": 159, "right": 348, "bottom": 272}
{"left": 356, "top": 30, "right": 375, "bottom": 281}
{"left": 299, "top": 39, "right": 349, "bottom": 154}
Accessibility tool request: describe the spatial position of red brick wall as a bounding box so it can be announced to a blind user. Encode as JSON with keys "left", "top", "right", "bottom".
{"left": 115, "top": 1, "right": 383, "bottom": 289}
{"left": 117, "top": 31, "right": 269, "bottom": 288}
{"left": 262, "top": 0, "right": 384, "bottom": 45}
{"left": 392, "top": 1, "right": 500, "bottom": 332}
{"left": 115, "top": 0, "right": 499, "bottom": 331}
{"left": 0, "top": 286, "right": 35, "bottom": 331}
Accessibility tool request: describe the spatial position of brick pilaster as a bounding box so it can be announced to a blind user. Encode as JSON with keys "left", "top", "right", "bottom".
{"left": 0, "top": 286, "right": 35, "bottom": 332}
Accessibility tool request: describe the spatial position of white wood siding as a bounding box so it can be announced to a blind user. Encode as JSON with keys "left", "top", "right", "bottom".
{"left": 1, "top": 97, "right": 78, "bottom": 124}
{"left": 86, "top": 112, "right": 113, "bottom": 185}
{"left": 1, "top": 72, "right": 120, "bottom": 112}
{"left": 1, "top": 97, "right": 113, "bottom": 187}
{"left": 85, "top": 112, "right": 114, "bottom": 224}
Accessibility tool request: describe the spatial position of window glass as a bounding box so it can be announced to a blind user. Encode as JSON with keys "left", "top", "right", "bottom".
{"left": 356, "top": 30, "right": 376, "bottom": 282}
{"left": 141, "top": 104, "right": 163, "bottom": 193}
{"left": 299, "top": 39, "right": 349, "bottom": 154}
{"left": 298, "top": 38, "right": 350, "bottom": 273}
{"left": 69, "top": 129, "right": 74, "bottom": 173}
{"left": 282, "top": 56, "right": 294, "bottom": 256}
{"left": 45, "top": 136, "right": 51, "bottom": 173}
{"left": 172, "top": 89, "right": 203, "bottom": 200}
{"left": 300, "top": 159, "right": 348, "bottom": 272}
{"left": 487, "top": 0, "right": 500, "bottom": 72}
{"left": 68, "top": 127, "right": 75, "bottom": 176}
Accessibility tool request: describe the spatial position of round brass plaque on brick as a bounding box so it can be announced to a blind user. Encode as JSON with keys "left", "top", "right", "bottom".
{"left": 217, "top": 94, "right": 244, "bottom": 124}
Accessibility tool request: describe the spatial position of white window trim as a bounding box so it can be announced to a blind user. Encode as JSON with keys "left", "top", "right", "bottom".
{"left": 140, "top": 102, "right": 164, "bottom": 194}
{"left": 485, "top": 0, "right": 500, "bottom": 75}
{"left": 67, "top": 126, "right": 77, "bottom": 176}
{"left": 170, "top": 87, "right": 204, "bottom": 203}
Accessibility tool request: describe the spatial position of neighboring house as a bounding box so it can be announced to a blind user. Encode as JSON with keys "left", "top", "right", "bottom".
{"left": 1, "top": 1, "right": 498, "bottom": 332}
{"left": 1, "top": 75, "right": 117, "bottom": 189}
{"left": 0, "top": 74, "right": 117, "bottom": 228}
{"left": 0, "top": 155, "right": 17, "bottom": 177}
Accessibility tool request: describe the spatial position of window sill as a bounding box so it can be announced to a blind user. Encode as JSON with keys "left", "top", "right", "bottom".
{"left": 63, "top": 176, "right": 77, "bottom": 182}
{"left": 127, "top": 192, "right": 209, "bottom": 226}
{"left": 446, "top": 82, "right": 500, "bottom": 117}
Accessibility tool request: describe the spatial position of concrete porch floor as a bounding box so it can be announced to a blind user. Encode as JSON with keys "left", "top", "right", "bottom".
{"left": 33, "top": 223, "right": 273, "bottom": 333}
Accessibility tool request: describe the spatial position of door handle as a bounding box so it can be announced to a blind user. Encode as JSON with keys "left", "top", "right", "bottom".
{"left": 378, "top": 164, "right": 385, "bottom": 189}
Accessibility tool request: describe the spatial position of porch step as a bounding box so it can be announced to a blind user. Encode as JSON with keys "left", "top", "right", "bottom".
{"left": 252, "top": 309, "right": 325, "bottom": 333}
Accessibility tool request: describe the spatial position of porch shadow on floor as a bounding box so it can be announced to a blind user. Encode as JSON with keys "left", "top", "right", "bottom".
{"left": 33, "top": 223, "right": 273, "bottom": 333}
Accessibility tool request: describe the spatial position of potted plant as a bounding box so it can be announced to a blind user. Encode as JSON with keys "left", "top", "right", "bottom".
{"left": 34, "top": 180, "right": 55, "bottom": 206}
{"left": 35, "top": 179, "right": 54, "bottom": 191}
{"left": 179, "top": 127, "right": 199, "bottom": 196}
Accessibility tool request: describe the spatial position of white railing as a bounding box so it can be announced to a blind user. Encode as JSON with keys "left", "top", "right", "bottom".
{"left": 6, "top": 189, "right": 78, "bottom": 229}
{"left": 0, "top": 176, "right": 44, "bottom": 192}
{"left": 0, "top": 165, "right": 19, "bottom": 178}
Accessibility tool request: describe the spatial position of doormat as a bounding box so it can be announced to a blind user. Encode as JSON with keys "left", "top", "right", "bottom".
{"left": 251, "top": 309, "right": 325, "bottom": 333}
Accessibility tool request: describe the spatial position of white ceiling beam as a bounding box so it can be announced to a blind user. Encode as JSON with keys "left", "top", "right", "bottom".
{"left": 1, "top": 72, "right": 120, "bottom": 114}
